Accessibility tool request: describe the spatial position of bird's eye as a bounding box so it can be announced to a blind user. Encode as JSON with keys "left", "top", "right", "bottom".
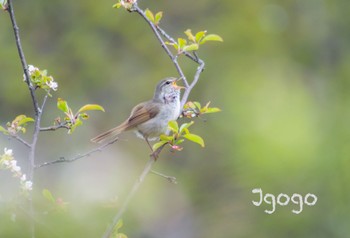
{"left": 165, "top": 81, "right": 171, "bottom": 85}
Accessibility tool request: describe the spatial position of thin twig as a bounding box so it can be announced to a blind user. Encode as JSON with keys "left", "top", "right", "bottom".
{"left": 35, "top": 137, "right": 119, "bottom": 169}
{"left": 151, "top": 170, "right": 177, "bottom": 184}
{"left": 155, "top": 26, "right": 200, "bottom": 64}
{"left": 40, "top": 123, "right": 69, "bottom": 132}
{"left": 9, "top": 134, "right": 31, "bottom": 148}
{"left": 133, "top": 5, "right": 188, "bottom": 88}
{"left": 7, "top": 0, "right": 39, "bottom": 116}
{"left": 102, "top": 155, "right": 157, "bottom": 238}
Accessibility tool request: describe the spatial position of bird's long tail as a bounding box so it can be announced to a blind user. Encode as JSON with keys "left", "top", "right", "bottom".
{"left": 91, "top": 126, "right": 123, "bottom": 143}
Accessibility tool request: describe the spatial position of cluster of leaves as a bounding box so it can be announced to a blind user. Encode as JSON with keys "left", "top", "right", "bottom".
{"left": 112, "top": 3, "right": 223, "bottom": 54}
{"left": 111, "top": 219, "right": 128, "bottom": 238}
{"left": 166, "top": 29, "right": 223, "bottom": 54}
{"left": 182, "top": 101, "right": 221, "bottom": 119}
{"left": 153, "top": 120, "right": 204, "bottom": 152}
{"left": 0, "top": 115, "right": 34, "bottom": 135}
{"left": 42, "top": 189, "right": 68, "bottom": 213}
{"left": 25, "top": 65, "right": 58, "bottom": 95}
{"left": 56, "top": 98, "right": 105, "bottom": 134}
{"left": 144, "top": 8, "right": 162, "bottom": 26}
{"left": 153, "top": 101, "right": 221, "bottom": 152}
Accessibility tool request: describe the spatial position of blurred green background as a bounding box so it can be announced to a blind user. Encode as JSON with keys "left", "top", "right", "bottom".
{"left": 1, "top": 0, "right": 350, "bottom": 237}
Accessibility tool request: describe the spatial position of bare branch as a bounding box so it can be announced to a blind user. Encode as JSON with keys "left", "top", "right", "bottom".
{"left": 8, "top": 134, "right": 31, "bottom": 148}
{"left": 35, "top": 137, "right": 119, "bottom": 169}
{"left": 40, "top": 123, "right": 69, "bottom": 132}
{"left": 151, "top": 170, "right": 177, "bottom": 184}
{"left": 102, "top": 155, "right": 157, "bottom": 238}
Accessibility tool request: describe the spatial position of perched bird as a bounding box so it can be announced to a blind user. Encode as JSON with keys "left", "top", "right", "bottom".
{"left": 91, "top": 77, "right": 183, "bottom": 147}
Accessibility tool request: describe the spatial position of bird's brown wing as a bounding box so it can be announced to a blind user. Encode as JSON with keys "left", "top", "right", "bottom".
{"left": 124, "top": 101, "right": 160, "bottom": 129}
{"left": 90, "top": 101, "right": 160, "bottom": 143}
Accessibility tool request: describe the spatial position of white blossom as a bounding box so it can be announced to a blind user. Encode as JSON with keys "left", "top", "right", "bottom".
{"left": 46, "top": 80, "right": 58, "bottom": 91}
{"left": 23, "top": 181, "right": 33, "bottom": 191}
{"left": 28, "top": 65, "right": 38, "bottom": 74}
{"left": 4, "top": 148, "right": 13, "bottom": 156}
{"left": 10, "top": 160, "right": 17, "bottom": 167}
{"left": 20, "top": 174, "right": 27, "bottom": 182}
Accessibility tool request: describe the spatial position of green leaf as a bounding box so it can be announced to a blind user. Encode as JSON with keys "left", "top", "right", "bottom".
{"left": 183, "top": 133, "right": 205, "bottom": 147}
{"left": 80, "top": 113, "right": 89, "bottom": 120}
{"left": 183, "top": 43, "right": 199, "bottom": 52}
{"left": 177, "top": 38, "right": 187, "bottom": 49}
{"left": 195, "top": 31, "right": 207, "bottom": 43}
{"left": 152, "top": 141, "right": 168, "bottom": 151}
{"left": 42, "top": 189, "right": 55, "bottom": 204}
{"left": 0, "top": 126, "right": 8, "bottom": 134}
{"left": 179, "top": 121, "right": 194, "bottom": 134}
{"left": 159, "top": 134, "right": 173, "bottom": 141}
{"left": 57, "top": 98, "right": 69, "bottom": 113}
{"left": 168, "top": 120, "right": 179, "bottom": 133}
{"left": 145, "top": 9, "right": 154, "bottom": 22}
{"left": 166, "top": 41, "right": 178, "bottom": 51}
{"left": 200, "top": 34, "right": 223, "bottom": 44}
{"left": 175, "top": 139, "right": 185, "bottom": 145}
{"left": 202, "top": 107, "right": 221, "bottom": 114}
{"left": 115, "top": 219, "right": 123, "bottom": 231}
{"left": 114, "top": 233, "right": 128, "bottom": 238}
{"left": 155, "top": 11, "right": 163, "bottom": 24}
{"left": 17, "top": 116, "right": 34, "bottom": 126}
{"left": 184, "top": 29, "right": 196, "bottom": 42}
{"left": 77, "top": 104, "right": 105, "bottom": 114}
{"left": 68, "top": 119, "right": 83, "bottom": 134}
{"left": 112, "top": 3, "right": 122, "bottom": 8}
{"left": 193, "top": 101, "right": 201, "bottom": 109}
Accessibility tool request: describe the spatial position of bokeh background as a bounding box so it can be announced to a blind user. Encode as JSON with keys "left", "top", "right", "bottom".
{"left": 1, "top": 0, "right": 350, "bottom": 237}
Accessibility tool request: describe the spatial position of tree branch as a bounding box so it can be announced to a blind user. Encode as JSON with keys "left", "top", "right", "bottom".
{"left": 132, "top": 4, "right": 205, "bottom": 108}
{"left": 102, "top": 155, "right": 156, "bottom": 238}
{"left": 39, "top": 123, "right": 69, "bottom": 132}
{"left": 8, "top": 134, "right": 31, "bottom": 148}
{"left": 7, "top": 2, "right": 48, "bottom": 236}
{"left": 132, "top": 5, "right": 188, "bottom": 88}
{"left": 34, "top": 137, "right": 119, "bottom": 169}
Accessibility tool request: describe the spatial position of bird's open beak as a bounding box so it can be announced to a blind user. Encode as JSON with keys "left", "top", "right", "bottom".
{"left": 172, "top": 77, "right": 185, "bottom": 90}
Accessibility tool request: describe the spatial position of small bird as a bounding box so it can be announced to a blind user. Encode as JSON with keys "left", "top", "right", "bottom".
{"left": 91, "top": 77, "right": 183, "bottom": 147}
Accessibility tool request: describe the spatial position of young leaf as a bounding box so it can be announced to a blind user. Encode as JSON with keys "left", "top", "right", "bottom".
{"left": 179, "top": 121, "right": 194, "bottom": 134}
{"left": 202, "top": 107, "right": 221, "bottom": 114}
{"left": 77, "top": 104, "right": 105, "bottom": 114}
{"left": 183, "top": 44, "right": 199, "bottom": 52}
{"left": 42, "top": 189, "right": 55, "bottom": 204}
{"left": 200, "top": 34, "right": 223, "bottom": 44}
{"left": 159, "top": 134, "right": 173, "bottom": 142}
{"left": 155, "top": 11, "right": 163, "bottom": 24}
{"left": 113, "top": 3, "right": 122, "bottom": 8}
{"left": 193, "top": 101, "right": 201, "bottom": 109}
{"left": 57, "top": 98, "right": 69, "bottom": 113}
{"left": 183, "top": 133, "right": 205, "bottom": 147}
{"left": 177, "top": 38, "right": 187, "bottom": 50}
{"left": 168, "top": 120, "right": 179, "bottom": 133}
{"left": 184, "top": 29, "right": 196, "bottom": 42}
{"left": 0, "top": 126, "right": 7, "bottom": 134}
{"left": 152, "top": 141, "right": 168, "bottom": 151}
{"left": 195, "top": 31, "right": 207, "bottom": 43}
{"left": 17, "top": 116, "right": 34, "bottom": 126}
{"left": 145, "top": 9, "right": 154, "bottom": 23}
